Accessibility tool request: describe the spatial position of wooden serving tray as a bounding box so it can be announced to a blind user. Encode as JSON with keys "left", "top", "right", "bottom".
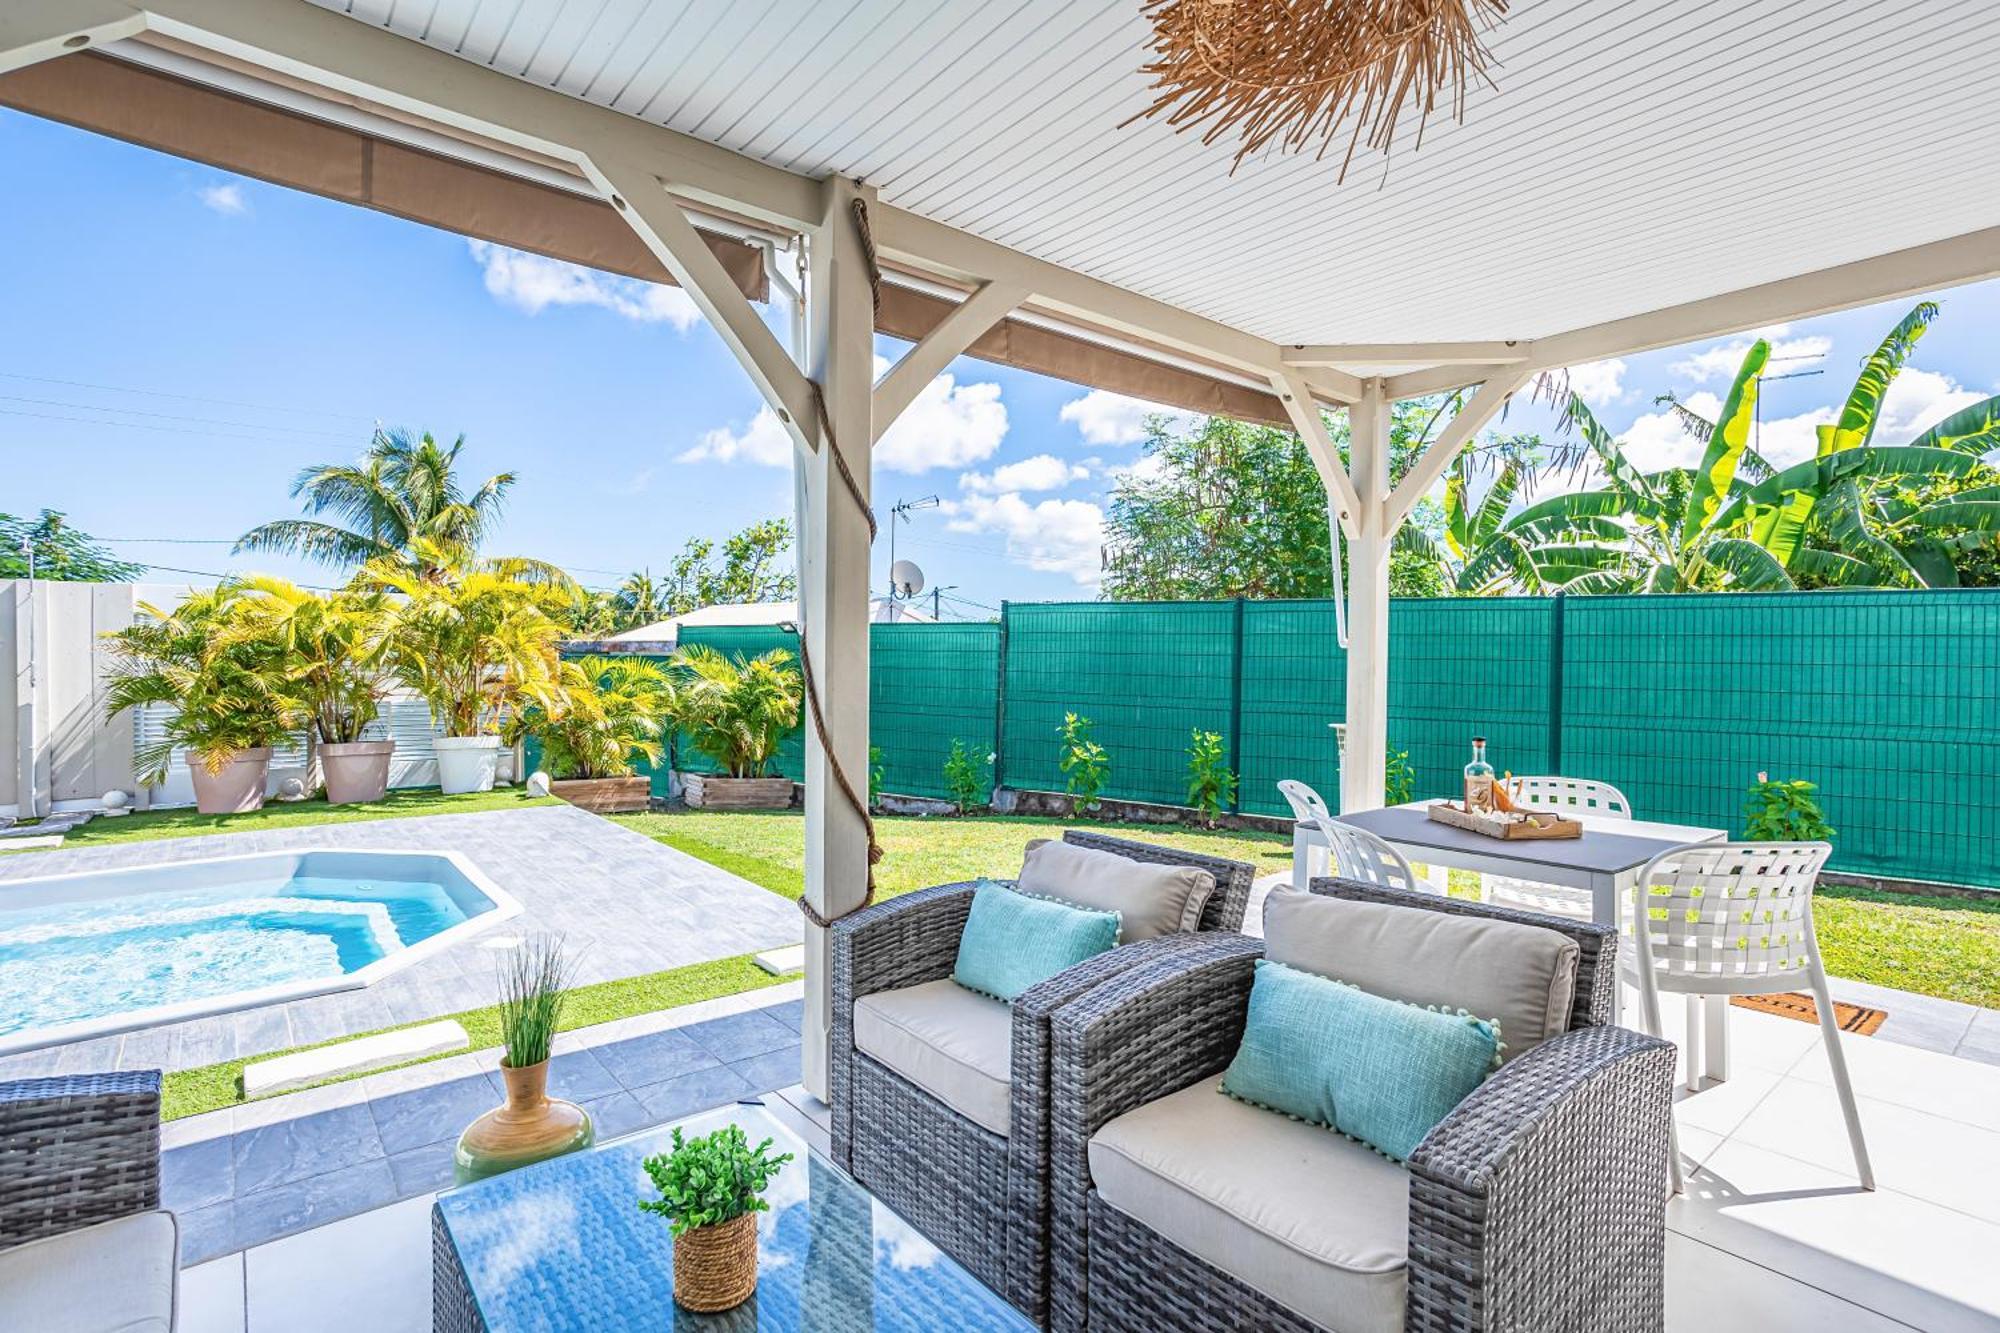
{"left": 1427, "top": 801, "right": 1582, "bottom": 840}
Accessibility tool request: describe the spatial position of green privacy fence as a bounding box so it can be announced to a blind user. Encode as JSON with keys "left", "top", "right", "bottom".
{"left": 548, "top": 590, "right": 1999, "bottom": 889}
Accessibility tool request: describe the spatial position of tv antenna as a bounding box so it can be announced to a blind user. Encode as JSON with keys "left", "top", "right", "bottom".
{"left": 887, "top": 495, "right": 939, "bottom": 598}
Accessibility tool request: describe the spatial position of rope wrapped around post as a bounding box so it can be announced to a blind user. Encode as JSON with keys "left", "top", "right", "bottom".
{"left": 796, "top": 192, "right": 885, "bottom": 931}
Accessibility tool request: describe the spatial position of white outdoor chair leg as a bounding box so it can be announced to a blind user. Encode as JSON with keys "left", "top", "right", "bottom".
{"left": 1703, "top": 995, "right": 1731, "bottom": 1083}
{"left": 1808, "top": 964, "right": 1876, "bottom": 1190}
{"left": 1682, "top": 994, "right": 1704, "bottom": 1092}
{"left": 1635, "top": 961, "right": 1686, "bottom": 1194}
{"left": 1291, "top": 833, "right": 1312, "bottom": 893}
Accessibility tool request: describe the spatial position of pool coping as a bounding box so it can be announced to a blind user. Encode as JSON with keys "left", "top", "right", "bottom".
{"left": 0, "top": 847, "right": 521, "bottom": 1058}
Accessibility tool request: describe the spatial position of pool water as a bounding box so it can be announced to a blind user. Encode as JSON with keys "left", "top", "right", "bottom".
{"left": 0, "top": 850, "right": 511, "bottom": 1045}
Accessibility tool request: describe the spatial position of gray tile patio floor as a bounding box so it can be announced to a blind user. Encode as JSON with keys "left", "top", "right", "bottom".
{"left": 0, "top": 803, "right": 802, "bottom": 1079}
{"left": 162, "top": 981, "right": 811, "bottom": 1264}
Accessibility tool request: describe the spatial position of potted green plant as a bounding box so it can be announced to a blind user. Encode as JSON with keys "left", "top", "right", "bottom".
{"left": 455, "top": 935, "right": 593, "bottom": 1183}
{"left": 1745, "top": 771, "right": 1837, "bottom": 842}
{"left": 640, "top": 1123, "right": 793, "bottom": 1313}
{"left": 672, "top": 645, "right": 803, "bottom": 810}
{"left": 517, "top": 655, "right": 671, "bottom": 814}
{"left": 102, "top": 585, "right": 296, "bottom": 814}
{"left": 229, "top": 578, "right": 397, "bottom": 804}
{"left": 371, "top": 555, "right": 564, "bottom": 794}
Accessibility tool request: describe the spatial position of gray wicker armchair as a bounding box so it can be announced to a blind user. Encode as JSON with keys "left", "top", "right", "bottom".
{"left": 829, "top": 829, "right": 1256, "bottom": 1326}
{"left": 0, "top": 1070, "right": 179, "bottom": 1332}
{"left": 1047, "top": 880, "right": 1676, "bottom": 1333}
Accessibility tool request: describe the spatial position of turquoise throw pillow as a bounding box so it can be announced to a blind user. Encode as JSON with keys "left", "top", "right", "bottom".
{"left": 952, "top": 882, "right": 1120, "bottom": 1002}
{"left": 1221, "top": 960, "right": 1499, "bottom": 1162}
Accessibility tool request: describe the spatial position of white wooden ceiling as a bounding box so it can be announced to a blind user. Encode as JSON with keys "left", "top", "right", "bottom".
{"left": 310, "top": 0, "right": 2000, "bottom": 347}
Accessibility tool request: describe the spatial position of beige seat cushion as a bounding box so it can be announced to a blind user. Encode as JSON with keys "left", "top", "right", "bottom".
{"left": 853, "top": 978, "right": 1014, "bottom": 1136}
{"left": 1263, "top": 887, "right": 1579, "bottom": 1061}
{"left": 1018, "top": 838, "right": 1216, "bottom": 941}
{"left": 1090, "top": 1082, "right": 1407, "bottom": 1333}
{"left": 0, "top": 1209, "right": 178, "bottom": 1333}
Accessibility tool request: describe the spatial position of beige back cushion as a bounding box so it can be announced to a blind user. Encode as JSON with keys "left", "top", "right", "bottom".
{"left": 1261, "top": 887, "right": 1579, "bottom": 1062}
{"left": 1018, "top": 839, "right": 1217, "bottom": 942}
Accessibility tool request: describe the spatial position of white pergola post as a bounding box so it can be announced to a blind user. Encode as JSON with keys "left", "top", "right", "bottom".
{"left": 796, "top": 177, "right": 878, "bottom": 1102}
{"left": 1341, "top": 382, "right": 1393, "bottom": 813}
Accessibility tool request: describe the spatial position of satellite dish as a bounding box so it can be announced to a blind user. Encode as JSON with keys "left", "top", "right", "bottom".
{"left": 889, "top": 559, "right": 926, "bottom": 598}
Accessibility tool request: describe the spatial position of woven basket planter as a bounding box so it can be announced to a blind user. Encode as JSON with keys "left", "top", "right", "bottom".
{"left": 550, "top": 775, "right": 650, "bottom": 814}
{"left": 682, "top": 773, "right": 795, "bottom": 810}
{"left": 673, "top": 1212, "right": 759, "bottom": 1312}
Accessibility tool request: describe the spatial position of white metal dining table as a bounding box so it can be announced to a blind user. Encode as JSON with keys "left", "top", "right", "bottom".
{"left": 1292, "top": 800, "right": 1728, "bottom": 930}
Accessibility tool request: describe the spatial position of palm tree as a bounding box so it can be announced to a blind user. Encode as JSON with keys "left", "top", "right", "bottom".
{"left": 366, "top": 554, "right": 566, "bottom": 738}
{"left": 224, "top": 577, "right": 392, "bottom": 745}
{"left": 522, "top": 656, "right": 673, "bottom": 779}
{"left": 672, "top": 645, "right": 803, "bottom": 779}
{"left": 235, "top": 428, "right": 564, "bottom": 585}
{"left": 615, "top": 570, "right": 663, "bottom": 629}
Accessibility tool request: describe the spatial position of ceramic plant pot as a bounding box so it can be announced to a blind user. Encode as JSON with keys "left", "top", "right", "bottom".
{"left": 673, "top": 1212, "right": 759, "bottom": 1313}
{"left": 453, "top": 1060, "right": 594, "bottom": 1184}
{"left": 188, "top": 747, "right": 272, "bottom": 815}
{"left": 434, "top": 734, "right": 502, "bottom": 795}
{"left": 681, "top": 773, "right": 794, "bottom": 810}
{"left": 320, "top": 740, "right": 395, "bottom": 805}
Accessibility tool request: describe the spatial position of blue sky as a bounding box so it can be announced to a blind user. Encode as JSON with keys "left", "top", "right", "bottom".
{"left": 5, "top": 108, "right": 1997, "bottom": 613}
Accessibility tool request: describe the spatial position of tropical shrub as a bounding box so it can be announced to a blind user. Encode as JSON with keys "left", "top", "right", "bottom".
{"left": 1385, "top": 742, "right": 1417, "bottom": 806}
{"left": 674, "top": 646, "right": 804, "bottom": 779}
{"left": 869, "top": 745, "right": 885, "bottom": 808}
{"left": 1059, "top": 712, "right": 1111, "bottom": 811}
{"left": 225, "top": 578, "right": 391, "bottom": 745}
{"left": 520, "top": 656, "right": 671, "bottom": 780}
{"left": 640, "top": 1123, "right": 793, "bottom": 1237}
{"left": 369, "top": 555, "right": 565, "bottom": 738}
{"left": 1185, "top": 729, "right": 1237, "bottom": 825}
{"left": 1744, "top": 773, "right": 1835, "bottom": 842}
{"left": 943, "top": 739, "right": 991, "bottom": 814}
{"left": 102, "top": 584, "right": 297, "bottom": 782}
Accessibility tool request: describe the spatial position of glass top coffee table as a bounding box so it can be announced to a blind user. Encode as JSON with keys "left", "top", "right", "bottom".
{"left": 432, "top": 1099, "right": 1033, "bottom": 1332}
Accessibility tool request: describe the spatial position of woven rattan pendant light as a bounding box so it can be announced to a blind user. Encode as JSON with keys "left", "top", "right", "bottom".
{"left": 1132, "top": 0, "right": 1509, "bottom": 178}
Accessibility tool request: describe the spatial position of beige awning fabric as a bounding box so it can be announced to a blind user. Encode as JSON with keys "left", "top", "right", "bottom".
{"left": 2, "top": 50, "right": 1289, "bottom": 426}
{"left": 879, "top": 285, "right": 1290, "bottom": 427}
{"left": 0, "top": 52, "right": 768, "bottom": 301}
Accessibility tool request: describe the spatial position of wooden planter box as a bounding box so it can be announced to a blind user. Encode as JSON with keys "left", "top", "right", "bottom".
{"left": 551, "top": 776, "right": 652, "bottom": 814}
{"left": 682, "top": 773, "right": 796, "bottom": 810}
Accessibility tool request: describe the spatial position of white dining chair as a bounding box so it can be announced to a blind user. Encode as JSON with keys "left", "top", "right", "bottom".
{"left": 1506, "top": 775, "right": 1634, "bottom": 820}
{"left": 1276, "top": 778, "right": 1331, "bottom": 824}
{"left": 1625, "top": 840, "right": 1873, "bottom": 1193}
{"left": 1305, "top": 809, "right": 1422, "bottom": 896}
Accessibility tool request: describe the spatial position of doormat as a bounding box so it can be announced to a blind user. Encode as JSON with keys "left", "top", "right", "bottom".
{"left": 1731, "top": 992, "right": 1887, "bottom": 1035}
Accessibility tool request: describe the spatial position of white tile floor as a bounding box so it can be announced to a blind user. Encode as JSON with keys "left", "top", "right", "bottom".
{"left": 176, "top": 993, "right": 2000, "bottom": 1333}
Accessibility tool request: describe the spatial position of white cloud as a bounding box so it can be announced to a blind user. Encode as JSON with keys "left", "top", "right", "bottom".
{"left": 876, "top": 368, "right": 1008, "bottom": 474}
{"left": 1671, "top": 332, "right": 1830, "bottom": 383}
{"left": 1613, "top": 389, "right": 1837, "bottom": 472}
{"left": 1873, "top": 367, "right": 1986, "bottom": 445}
{"left": 1564, "top": 358, "right": 1627, "bottom": 406}
{"left": 465, "top": 239, "right": 701, "bottom": 329}
{"left": 960, "top": 454, "right": 1088, "bottom": 494}
{"left": 1059, "top": 390, "right": 1201, "bottom": 445}
{"left": 197, "top": 183, "right": 246, "bottom": 215}
{"left": 677, "top": 405, "right": 792, "bottom": 467}
{"left": 943, "top": 492, "right": 1104, "bottom": 585}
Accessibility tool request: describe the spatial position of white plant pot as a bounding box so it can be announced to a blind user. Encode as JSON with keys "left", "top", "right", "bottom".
{"left": 189, "top": 748, "right": 273, "bottom": 815}
{"left": 434, "top": 735, "right": 502, "bottom": 795}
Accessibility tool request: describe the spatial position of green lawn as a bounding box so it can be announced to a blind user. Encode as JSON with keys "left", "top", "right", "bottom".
{"left": 5, "top": 787, "right": 560, "bottom": 853}
{"left": 162, "top": 952, "right": 787, "bottom": 1121}
{"left": 620, "top": 809, "right": 2000, "bottom": 1010}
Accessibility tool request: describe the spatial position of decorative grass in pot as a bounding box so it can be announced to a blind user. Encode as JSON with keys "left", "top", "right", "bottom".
{"left": 641, "top": 1124, "right": 793, "bottom": 1312}
{"left": 454, "top": 935, "right": 594, "bottom": 1183}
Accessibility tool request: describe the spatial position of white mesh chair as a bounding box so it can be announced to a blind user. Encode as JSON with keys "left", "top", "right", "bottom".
{"left": 1625, "top": 840, "right": 1874, "bottom": 1193}
{"left": 1482, "top": 776, "right": 1635, "bottom": 917}
{"left": 1305, "top": 809, "right": 1422, "bottom": 896}
{"left": 1507, "top": 775, "right": 1634, "bottom": 820}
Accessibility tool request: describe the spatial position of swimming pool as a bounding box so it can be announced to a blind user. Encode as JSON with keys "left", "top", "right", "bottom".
{"left": 0, "top": 849, "right": 519, "bottom": 1054}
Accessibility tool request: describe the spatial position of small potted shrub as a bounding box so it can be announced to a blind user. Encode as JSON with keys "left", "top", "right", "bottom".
{"left": 1744, "top": 771, "right": 1836, "bottom": 842}
{"left": 641, "top": 1123, "right": 793, "bottom": 1313}
{"left": 517, "top": 656, "right": 670, "bottom": 814}
{"left": 673, "top": 646, "right": 802, "bottom": 810}
{"left": 1058, "top": 711, "right": 1110, "bottom": 814}
{"left": 103, "top": 585, "right": 295, "bottom": 814}
{"left": 942, "top": 738, "right": 991, "bottom": 814}
{"left": 374, "top": 559, "right": 563, "bottom": 794}
{"left": 1185, "top": 728, "right": 1237, "bottom": 827}
{"left": 455, "top": 935, "right": 593, "bottom": 1182}
{"left": 230, "top": 579, "right": 397, "bottom": 804}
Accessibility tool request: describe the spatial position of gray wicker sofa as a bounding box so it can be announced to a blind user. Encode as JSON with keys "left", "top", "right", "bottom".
{"left": 0, "top": 1070, "right": 178, "bottom": 1333}
{"left": 829, "top": 829, "right": 1256, "bottom": 1326}
{"left": 1047, "top": 880, "right": 1676, "bottom": 1333}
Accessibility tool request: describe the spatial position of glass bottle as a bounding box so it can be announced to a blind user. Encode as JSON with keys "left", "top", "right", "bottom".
{"left": 1463, "top": 736, "right": 1495, "bottom": 812}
